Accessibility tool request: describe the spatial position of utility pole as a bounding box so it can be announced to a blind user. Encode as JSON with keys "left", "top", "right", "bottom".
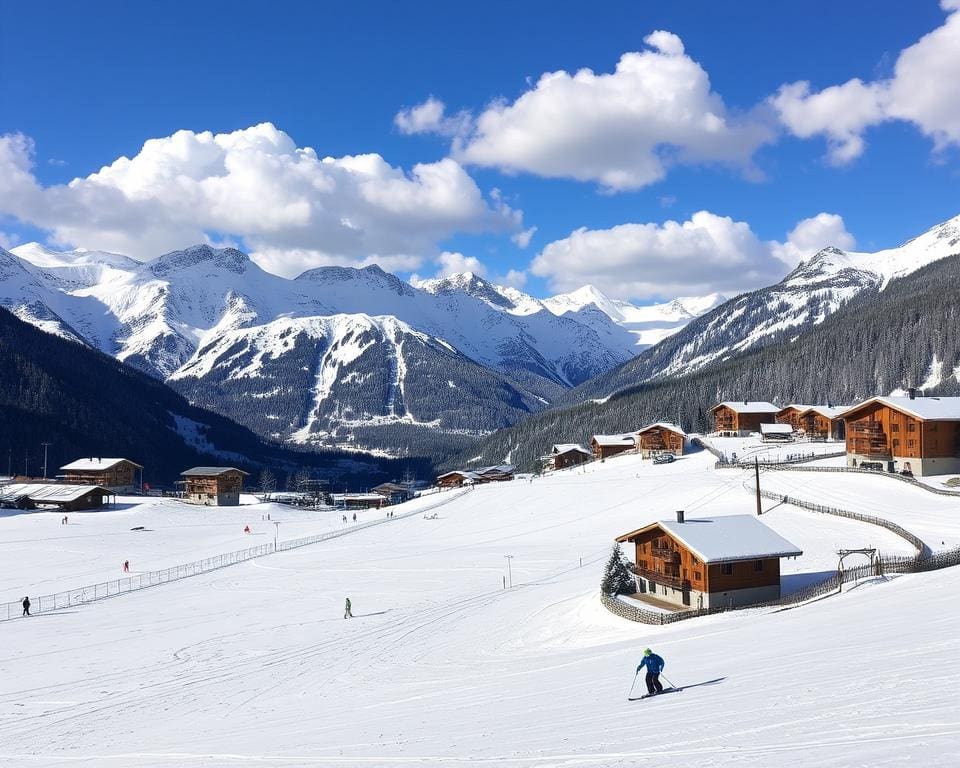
{"left": 41, "top": 442, "right": 52, "bottom": 479}
{"left": 504, "top": 554, "right": 514, "bottom": 588}
{"left": 755, "top": 457, "right": 762, "bottom": 516}
{"left": 274, "top": 521, "right": 280, "bottom": 551}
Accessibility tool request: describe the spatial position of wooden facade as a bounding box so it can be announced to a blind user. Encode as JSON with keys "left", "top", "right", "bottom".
{"left": 776, "top": 406, "right": 813, "bottom": 431}
{"left": 710, "top": 403, "right": 779, "bottom": 436}
{"left": 181, "top": 467, "right": 248, "bottom": 506}
{"left": 636, "top": 424, "right": 685, "bottom": 458}
{"left": 60, "top": 458, "right": 142, "bottom": 490}
{"left": 546, "top": 445, "right": 592, "bottom": 471}
{"left": 590, "top": 435, "right": 636, "bottom": 460}
{"left": 842, "top": 397, "right": 960, "bottom": 476}
{"left": 799, "top": 408, "right": 847, "bottom": 441}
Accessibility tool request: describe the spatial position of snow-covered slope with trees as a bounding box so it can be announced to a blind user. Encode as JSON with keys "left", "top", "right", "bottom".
{"left": 571, "top": 214, "right": 960, "bottom": 401}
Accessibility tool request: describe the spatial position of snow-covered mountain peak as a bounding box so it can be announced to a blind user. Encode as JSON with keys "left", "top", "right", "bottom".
{"left": 146, "top": 245, "right": 255, "bottom": 278}
{"left": 417, "top": 271, "right": 518, "bottom": 310}
{"left": 543, "top": 284, "right": 626, "bottom": 319}
{"left": 295, "top": 263, "right": 415, "bottom": 297}
{"left": 12, "top": 242, "right": 138, "bottom": 271}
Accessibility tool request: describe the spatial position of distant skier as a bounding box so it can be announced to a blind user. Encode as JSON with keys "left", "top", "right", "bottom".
{"left": 352, "top": 513, "right": 357, "bottom": 522}
{"left": 122, "top": 560, "right": 130, "bottom": 573}
{"left": 22, "top": 596, "right": 30, "bottom": 616}
{"left": 244, "top": 525, "right": 251, "bottom": 534}
{"left": 344, "top": 597, "right": 353, "bottom": 619}
{"left": 342, "top": 515, "right": 347, "bottom": 523}
{"left": 636, "top": 648, "right": 665, "bottom": 695}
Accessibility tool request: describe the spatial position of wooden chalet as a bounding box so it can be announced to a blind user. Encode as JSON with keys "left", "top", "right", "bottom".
{"left": 60, "top": 458, "right": 143, "bottom": 492}
{"left": 436, "top": 465, "right": 515, "bottom": 488}
{"left": 710, "top": 401, "right": 779, "bottom": 436}
{"left": 839, "top": 394, "right": 960, "bottom": 476}
{"left": 371, "top": 482, "right": 413, "bottom": 505}
{"left": 544, "top": 444, "right": 592, "bottom": 471}
{"left": 590, "top": 434, "right": 636, "bottom": 460}
{"left": 636, "top": 423, "right": 686, "bottom": 458}
{"left": 181, "top": 467, "right": 249, "bottom": 506}
{"left": 616, "top": 512, "right": 803, "bottom": 609}
{"left": 332, "top": 493, "right": 387, "bottom": 510}
{"left": 798, "top": 406, "right": 849, "bottom": 441}
{"left": 0, "top": 483, "right": 112, "bottom": 512}
{"left": 775, "top": 405, "right": 816, "bottom": 432}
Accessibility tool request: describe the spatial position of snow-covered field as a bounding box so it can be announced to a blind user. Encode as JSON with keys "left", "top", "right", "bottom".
{"left": 704, "top": 435, "right": 845, "bottom": 464}
{"left": 1, "top": 448, "right": 956, "bottom": 766}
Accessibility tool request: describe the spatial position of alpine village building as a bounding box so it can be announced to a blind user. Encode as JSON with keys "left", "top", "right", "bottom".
{"left": 590, "top": 434, "right": 636, "bottom": 460}
{"left": 799, "top": 405, "right": 849, "bottom": 441}
{"left": 616, "top": 512, "right": 803, "bottom": 609}
{"left": 181, "top": 467, "right": 249, "bottom": 506}
{"left": 636, "top": 423, "right": 686, "bottom": 458}
{"left": 544, "top": 444, "right": 593, "bottom": 471}
{"left": 775, "top": 405, "right": 816, "bottom": 432}
{"left": 59, "top": 458, "right": 143, "bottom": 492}
{"left": 840, "top": 393, "right": 960, "bottom": 476}
{"left": 711, "top": 402, "right": 780, "bottom": 436}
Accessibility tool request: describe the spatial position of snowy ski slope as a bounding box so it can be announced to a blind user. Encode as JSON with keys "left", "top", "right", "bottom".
{"left": 0, "top": 448, "right": 956, "bottom": 767}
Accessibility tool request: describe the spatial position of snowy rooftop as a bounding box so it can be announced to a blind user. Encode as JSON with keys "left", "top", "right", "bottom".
{"left": 637, "top": 422, "right": 687, "bottom": 437}
{"left": 779, "top": 404, "right": 816, "bottom": 413}
{"left": 760, "top": 423, "right": 794, "bottom": 434}
{"left": 802, "top": 405, "right": 851, "bottom": 419}
{"left": 551, "top": 444, "right": 591, "bottom": 455}
{"left": 60, "top": 458, "right": 142, "bottom": 471}
{"left": 591, "top": 434, "right": 636, "bottom": 446}
{"left": 841, "top": 396, "right": 960, "bottom": 422}
{"left": 331, "top": 493, "right": 384, "bottom": 501}
{"left": 181, "top": 466, "right": 249, "bottom": 477}
{"left": 713, "top": 401, "right": 780, "bottom": 414}
{"left": 618, "top": 514, "right": 803, "bottom": 563}
{"left": 0, "top": 483, "right": 110, "bottom": 502}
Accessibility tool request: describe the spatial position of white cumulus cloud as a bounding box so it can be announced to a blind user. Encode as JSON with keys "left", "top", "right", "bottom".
{"left": 394, "top": 97, "right": 471, "bottom": 138}
{"left": 451, "top": 31, "right": 774, "bottom": 191}
{"left": 0, "top": 123, "right": 522, "bottom": 277}
{"left": 772, "top": 1, "right": 960, "bottom": 163}
{"left": 531, "top": 211, "right": 855, "bottom": 300}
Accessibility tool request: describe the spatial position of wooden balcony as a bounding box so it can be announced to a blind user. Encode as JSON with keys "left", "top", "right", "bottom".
{"left": 633, "top": 566, "right": 690, "bottom": 591}
{"left": 651, "top": 546, "right": 680, "bottom": 561}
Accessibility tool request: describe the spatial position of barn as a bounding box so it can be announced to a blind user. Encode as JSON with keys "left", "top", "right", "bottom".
{"left": 636, "top": 423, "right": 686, "bottom": 458}
{"left": 775, "top": 405, "right": 816, "bottom": 432}
{"left": 0, "top": 483, "right": 113, "bottom": 512}
{"left": 543, "top": 444, "right": 592, "bottom": 471}
{"left": 711, "top": 402, "right": 780, "bottom": 436}
{"left": 590, "top": 434, "right": 636, "bottom": 460}
{"left": 59, "top": 458, "right": 143, "bottom": 492}
{"left": 616, "top": 512, "right": 803, "bottom": 609}
{"left": 181, "top": 467, "right": 249, "bottom": 506}
{"left": 799, "top": 406, "right": 849, "bottom": 441}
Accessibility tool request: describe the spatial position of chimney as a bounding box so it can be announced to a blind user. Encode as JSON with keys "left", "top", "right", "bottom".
{"left": 908, "top": 387, "right": 916, "bottom": 400}
{"left": 676, "top": 510, "right": 685, "bottom": 524}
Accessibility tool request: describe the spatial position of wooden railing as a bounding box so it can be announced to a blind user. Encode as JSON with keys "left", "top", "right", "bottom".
{"left": 633, "top": 565, "right": 688, "bottom": 590}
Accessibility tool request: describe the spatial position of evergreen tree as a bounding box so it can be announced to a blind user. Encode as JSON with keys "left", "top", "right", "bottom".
{"left": 600, "top": 543, "right": 636, "bottom": 596}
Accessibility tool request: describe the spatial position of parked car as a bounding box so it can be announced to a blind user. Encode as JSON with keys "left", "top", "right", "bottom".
{"left": 652, "top": 453, "right": 675, "bottom": 465}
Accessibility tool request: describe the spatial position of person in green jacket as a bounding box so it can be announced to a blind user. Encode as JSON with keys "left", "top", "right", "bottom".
{"left": 344, "top": 597, "right": 353, "bottom": 619}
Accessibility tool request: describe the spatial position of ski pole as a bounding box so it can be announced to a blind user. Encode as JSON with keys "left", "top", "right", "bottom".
{"left": 661, "top": 674, "right": 678, "bottom": 691}
{"left": 627, "top": 671, "right": 639, "bottom": 698}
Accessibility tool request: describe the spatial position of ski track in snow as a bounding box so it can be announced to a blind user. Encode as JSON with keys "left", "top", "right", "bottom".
{"left": 1, "top": 448, "right": 958, "bottom": 767}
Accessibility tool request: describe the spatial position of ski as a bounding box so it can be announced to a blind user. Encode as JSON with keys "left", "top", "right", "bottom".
{"left": 628, "top": 687, "right": 679, "bottom": 701}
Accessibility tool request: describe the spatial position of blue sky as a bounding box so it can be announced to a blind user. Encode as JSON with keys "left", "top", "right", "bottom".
{"left": 1, "top": 0, "right": 959, "bottom": 302}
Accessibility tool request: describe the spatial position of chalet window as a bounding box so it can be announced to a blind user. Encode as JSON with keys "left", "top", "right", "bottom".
{"left": 721, "top": 563, "right": 733, "bottom": 576}
{"left": 694, "top": 571, "right": 702, "bottom": 580}
{"left": 893, "top": 439, "right": 900, "bottom": 448}
{"left": 691, "top": 556, "right": 698, "bottom": 565}
{"left": 908, "top": 423, "right": 916, "bottom": 432}
{"left": 891, "top": 424, "right": 899, "bottom": 432}
{"left": 754, "top": 560, "right": 764, "bottom": 572}
{"left": 908, "top": 439, "right": 915, "bottom": 448}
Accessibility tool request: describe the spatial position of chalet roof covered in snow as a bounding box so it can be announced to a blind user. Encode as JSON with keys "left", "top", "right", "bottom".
{"left": 711, "top": 401, "right": 780, "bottom": 414}
{"left": 636, "top": 422, "right": 687, "bottom": 437}
{"left": 591, "top": 434, "right": 636, "bottom": 447}
{"left": 476, "top": 464, "right": 515, "bottom": 476}
{"left": 760, "top": 423, "right": 794, "bottom": 435}
{"left": 617, "top": 515, "right": 803, "bottom": 563}
{"left": 0, "top": 483, "right": 111, "bottom": 503}
{"left": 839, "top": 396, "right": 960, "bottom": 422}
{"left": 778, "top": 404, "right": 816, "bottom": 413}
{"left": 60, "top": 458, "right": 143, "bottom": 471}
{"left": 551, "top": 444, "right": 592, "bottom": 455}
{"left": 801, "top": 405, "right": 851, "bottom": 420}
{"left": 180, "top": 467, "right": 250, "bottom": 477}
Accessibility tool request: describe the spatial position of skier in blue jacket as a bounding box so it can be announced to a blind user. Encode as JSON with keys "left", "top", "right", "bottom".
{"left": 637, "top": 648, "right": 665, "bottom": 695}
